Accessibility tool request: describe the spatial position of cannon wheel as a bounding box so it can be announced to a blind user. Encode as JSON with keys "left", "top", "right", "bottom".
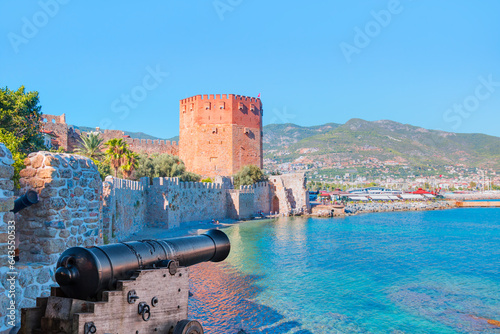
{"left": 173, "top": 319, "right": 204, "bottom": 334}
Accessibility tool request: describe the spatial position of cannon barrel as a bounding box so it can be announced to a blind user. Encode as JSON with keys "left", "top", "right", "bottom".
{"left": 55, "top": 229, "right": 230, "bottom": 300}
{"left": 12, "top": 190, "right": 39, "bottom": 213}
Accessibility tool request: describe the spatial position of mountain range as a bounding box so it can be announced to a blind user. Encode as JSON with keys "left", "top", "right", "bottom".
{"left": 263, "top": 119, "right": 500, "bottom": 170}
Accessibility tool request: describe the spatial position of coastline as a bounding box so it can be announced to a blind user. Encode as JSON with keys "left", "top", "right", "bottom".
{"left": 127, "top": 192, "right": 500, "bottom": 240}
{"left": 128, "top": 201, "right": 462, "bottom": 241}
{"left": 343, "top": 200, "right": 456, "bottom": 216}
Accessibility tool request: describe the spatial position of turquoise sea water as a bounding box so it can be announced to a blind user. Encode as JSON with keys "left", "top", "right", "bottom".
{"left": 188, "top": 208, "right": 500, "bottom": 333}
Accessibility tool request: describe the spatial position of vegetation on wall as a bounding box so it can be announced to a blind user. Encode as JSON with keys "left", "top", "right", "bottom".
{"left": 233, "top": 165, "right": 268, "bottom": 188}
{"left": 135, "top": 153, "right": 200, "bottom": 182}
{"left": 75, "top": 132, "right": 104, "bottom": 160}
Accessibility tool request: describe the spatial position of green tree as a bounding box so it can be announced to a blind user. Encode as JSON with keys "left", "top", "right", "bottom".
{"left": 75, "top": 132, "right": 104, "bottom": 160}
{"left": 135, "top": 153, "right": 155, "bottom": 178}
{"left": 92, "top": 158, "right": 112, "bottom": 181}
{"left": 179, "top": 172, "right": 201, "bottom": 182}
{"left": 0, "top": 86, "right": 46, "bottom": 154}
{"left": 469, "top": 181, "right": 477, "bottom": 189}
{"left": 0, "top": 86, "right": 46, "bottom": 187}
{"left": 0, "top": 130, "right": 25, "bottom": 188}
{"left": 135, "top": 153, "right": 200, "bottom": 181}
{"left": 233, "top": 165, "right": 267, "bottom": 188}
{"left": 104, "top": 138, "right": 128, "bottom": 177}
{"left": 121, "top": 151, "right": 140, "bottom": 179}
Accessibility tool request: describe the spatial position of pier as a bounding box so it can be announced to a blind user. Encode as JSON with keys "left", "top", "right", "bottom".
{"left": 456, "top": 201, "right": 500, "bottom": 208}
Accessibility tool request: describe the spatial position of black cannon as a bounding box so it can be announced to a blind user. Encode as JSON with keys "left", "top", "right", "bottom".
{"left": 20, "top": 229, "right": 231, "bottom": 334}
{"left": 55, "top": 229, "right": 231, "bottom": 300}
{"left": 12, "top": 190, "right": 39, "bottom": 213}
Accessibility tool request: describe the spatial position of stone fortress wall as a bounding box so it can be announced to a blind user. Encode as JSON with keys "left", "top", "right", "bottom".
{"left": 0, "top": 149, "right": 103, "bottom": 331}
{"left": 102, "top": 175, "right": 307, "bottom": 239}
{"left": 41, "top": 114, "right": 179, "bottom": 156}
{"left": 102, "top": 177, "right": 148, "bottom": 243}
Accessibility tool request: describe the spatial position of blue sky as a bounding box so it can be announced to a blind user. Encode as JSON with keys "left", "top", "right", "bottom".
{"left": 1, "top": 1, "right": 499, "bottom": 139}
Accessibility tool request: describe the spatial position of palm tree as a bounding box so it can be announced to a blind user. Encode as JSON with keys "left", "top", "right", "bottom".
{"left": 75, "top": 132, "right": 104, "bottom": 160}
{"left": 105, "top": 138, "right": 128, "bottom": 177}
{"left": 121, "top": 151, "right": 140, "bottom": 179}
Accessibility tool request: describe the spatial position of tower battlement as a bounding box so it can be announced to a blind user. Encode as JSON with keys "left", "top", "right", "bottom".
{"left": 180, "top": 94, "right": 261, "bottom": 104}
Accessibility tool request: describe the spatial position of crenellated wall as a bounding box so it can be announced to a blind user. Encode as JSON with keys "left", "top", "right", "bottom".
{"left": 102, "top": 176, "right": 279, "bottom": 239}
{"left": 102, "top": 177, "right": 148, "bottom": 243}
{"left": 149, "top": 178, "right": 228, "bottom": 228}
{"left": 124, "top": 137, "right": 179, "bottom": 156}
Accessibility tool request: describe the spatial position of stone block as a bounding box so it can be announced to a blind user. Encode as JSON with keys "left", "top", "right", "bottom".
{"left": 44, "top": 155, "right": 60, "bottom": 167}
{"left": 59, "top": 209, "right": 71, "bottom": 220}
{"left": 34, "top": 228, "right": 58, "bottom": 238}
{"left": 67, "top": 236, "right": 77, "bottom": 246}
{"left": 41, "top": 239, "right": 66, "bottom": 255}
{"left": 25, "top": 220, "right": 43, "bottom": 229}
{"left": 19, "top": 167, "right": 37, "bottom": 178}
{"left": 84, "top": 238, "right": 94, "bottom": 247}
{"left": 68, "top": 157, "right": 79, "bottom": 170}
{"left": 47, "top": 198, "right": 66, "bottom": 211}
{"left": 89, "top": 179, "right": 101, "bottom": 189}
{"left": 73, "top": 187, "right": 84, "bottom": 197}
{"left": 51, "top": 179, "right": 66, "bottom": 187}
{"left": 36, "top": 267, "right": 52, "bottom": 284}
{"left": 78, "top": 225, "right": 87, "bottom": 234}
{"left": 31, "top": 177, "right": 47, "bottom": 188}
{"left": 79, "top": 159, "right": 89, "bottom": 169}
{"left": 0, "top": 165, "right": 14, "bottom": 179}
{"left": 2, "top": 212, "right": 14, "bottom": 224}
{"left": 0, "top": 179, "right": 14, "bottom": 191}
{"left": 60, "top": 169, "right": 72, "bottom": 179}
{"left": 0, "top": 197, "right": 14, "bottom": 212}
{"left": 23, "top": 284, "right": 40, "bottom": 299}
{"left": 43, "top": 221, "right": 65, "bottom": 229}
{"left": 19, "top": 297, "right": 36, "bottom": 309}
{"left": 84, "top": 191, "right": 94, "bottom": 201}
{"left": 18, "top": 269, "right": 34, "bottom": 287}
{"left": 71, "top": 212, "right": 85, "bottom": 219}
{"left": 58, "top": 188, "right": 69, "bottom": 198}
{"left": 72, "top": 219, "right": 84, "bottom": 226}
{"left": 40, "top": 187, "right": 58, "bottom": 198}
{"left": 59, "top": 230, "right": 70, "bottom": 238}
{"left": 37, "top": 167, "right": 58, "bottom": 179}
{"left": 31, "top": 154, "right": 44, "bottom": 168}
{"left": 84, "top": 218, "right": 99, "bottom": 226}
{"left": 78, "top": 178, "right": 89, "bottom": 187}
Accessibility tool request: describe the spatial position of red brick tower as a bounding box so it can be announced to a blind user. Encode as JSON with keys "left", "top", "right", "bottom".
{"left": 179, "top": 94, "right": 263, "bottom": 177}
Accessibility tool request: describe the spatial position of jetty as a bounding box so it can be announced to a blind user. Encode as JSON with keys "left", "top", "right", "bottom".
{"left": 456, "top": 201, "right": 500, "bottom": 208}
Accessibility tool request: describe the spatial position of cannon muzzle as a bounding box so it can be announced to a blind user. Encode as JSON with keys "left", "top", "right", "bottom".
{"left": 12, "top": 190, "right": 39, "bottom": 213}
{"left": 55, "top": 229, "right": 230, "bottom": 300}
